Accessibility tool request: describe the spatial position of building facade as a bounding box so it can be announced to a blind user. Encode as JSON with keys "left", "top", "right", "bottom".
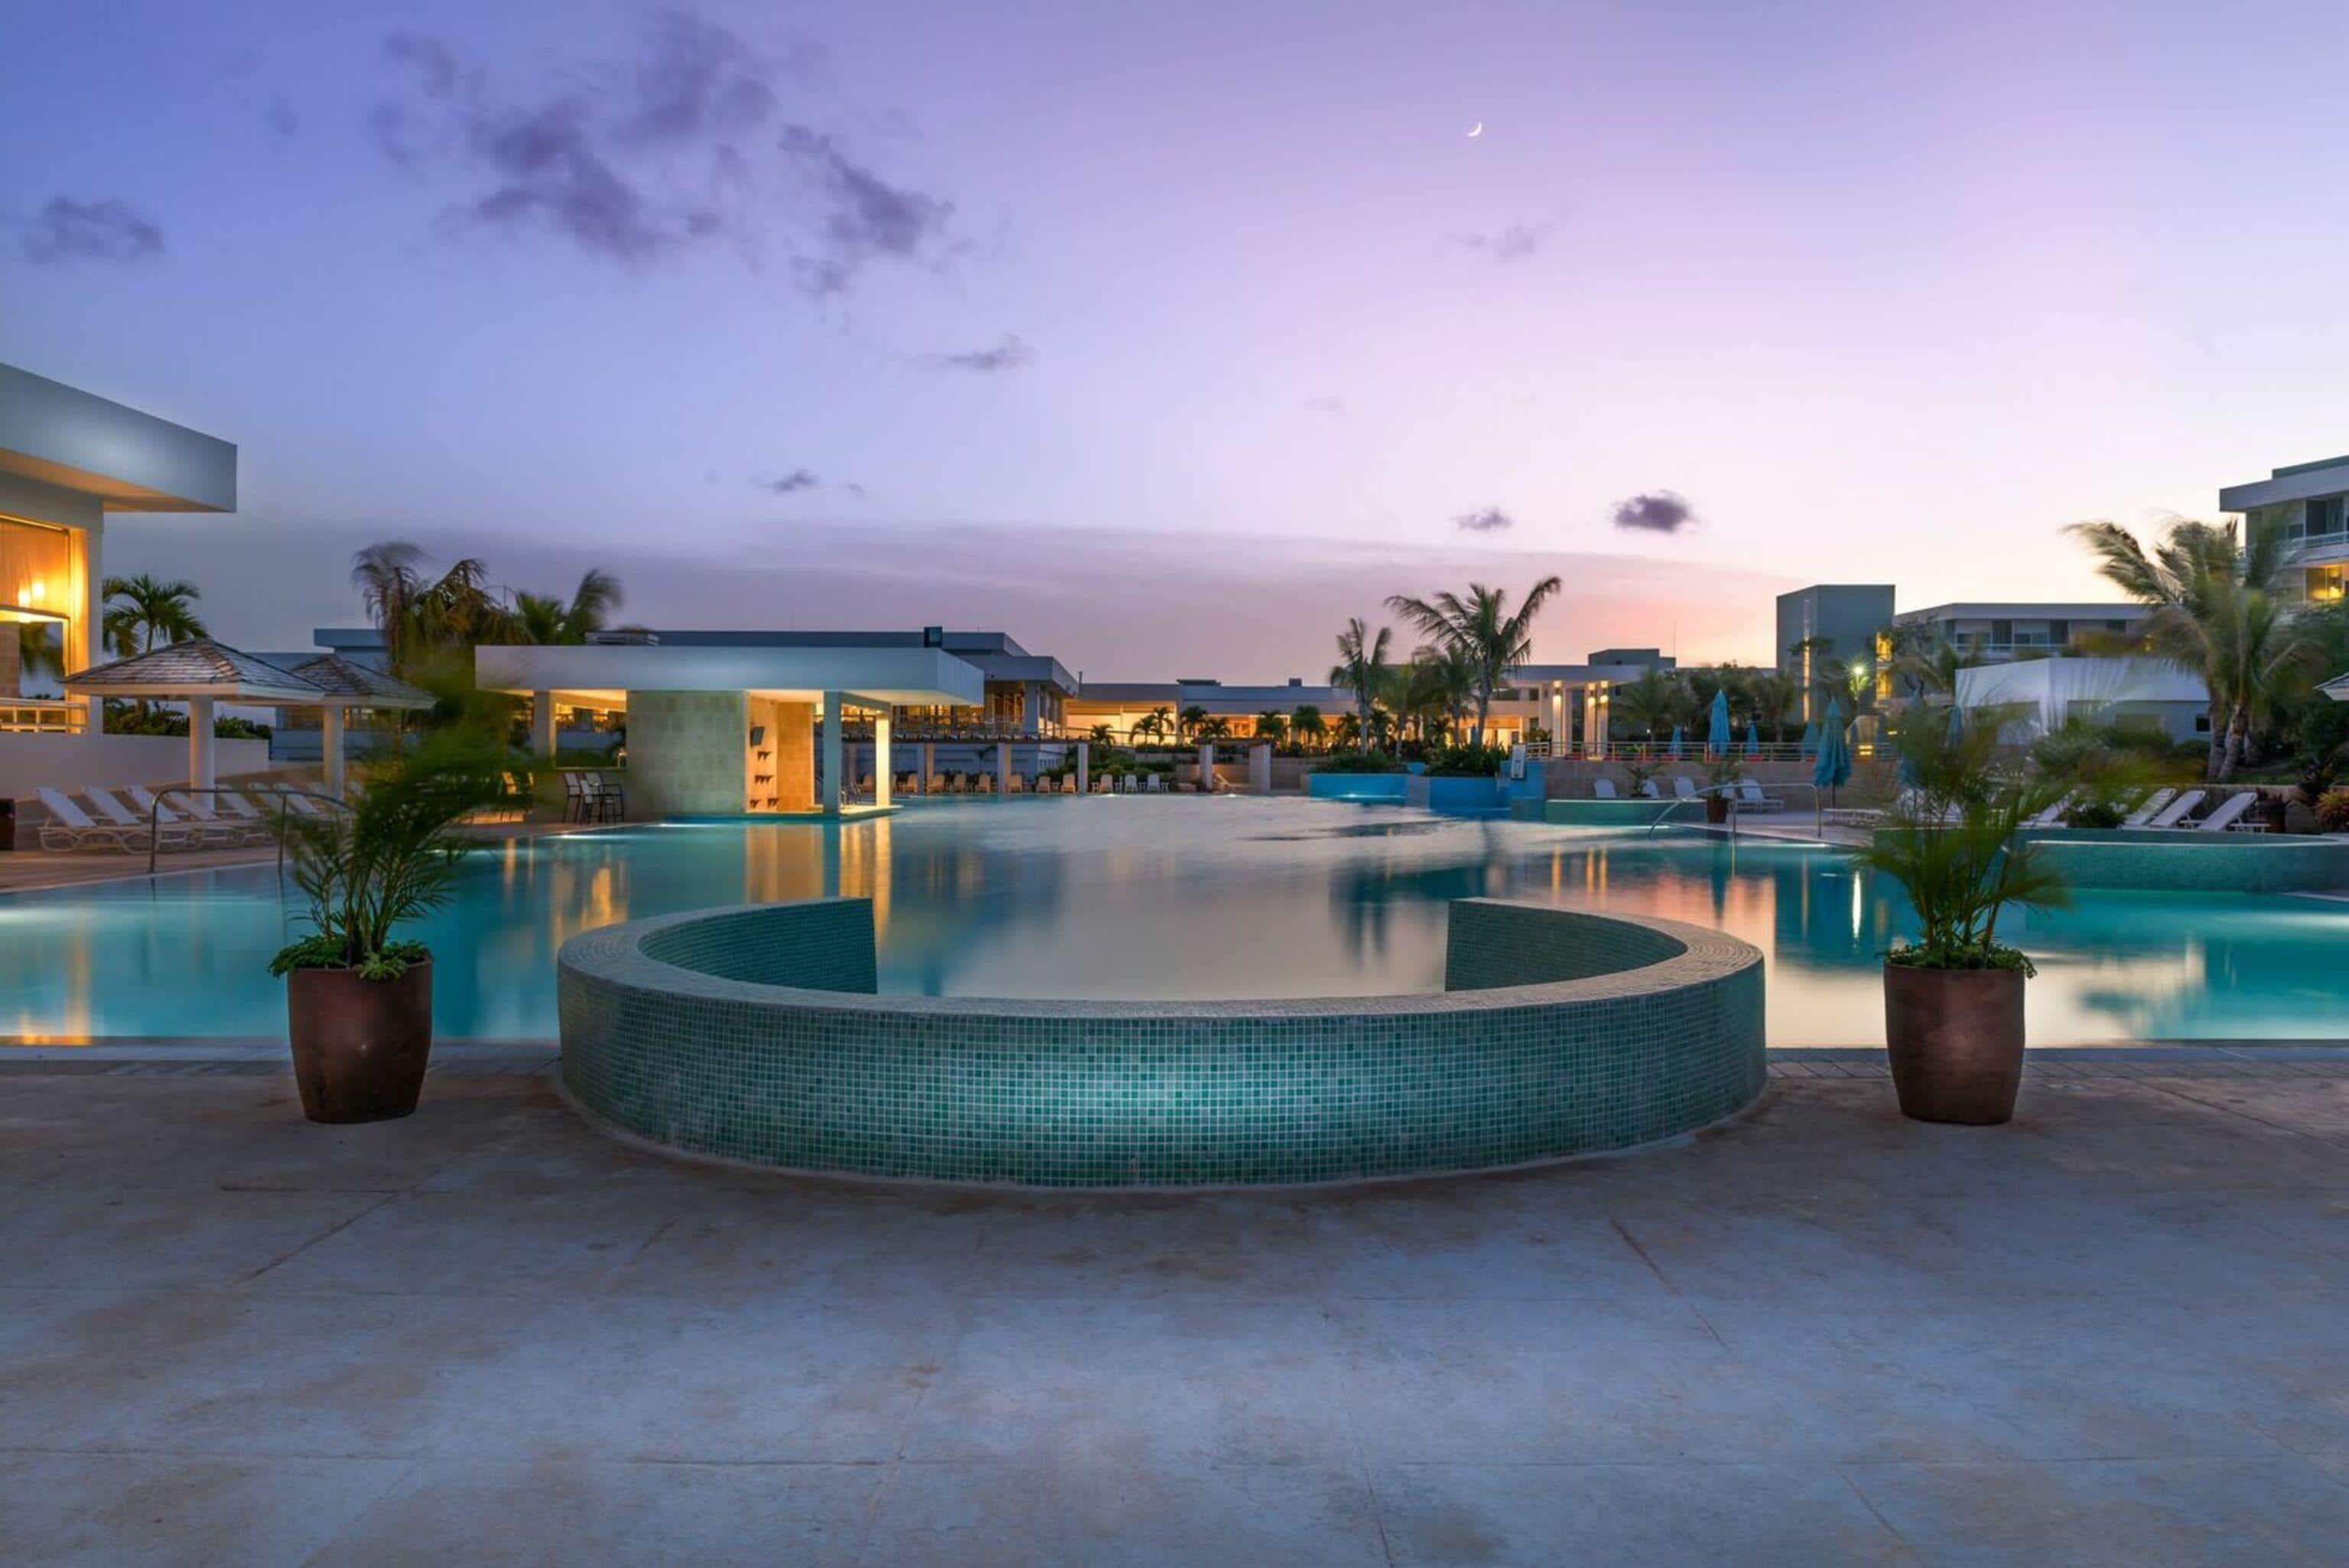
{"left": 2218, "top": 453, "right": 2349, "bottom": 603}
{"left": 1775, "top": 584, "right": 1895, "bottom": 721}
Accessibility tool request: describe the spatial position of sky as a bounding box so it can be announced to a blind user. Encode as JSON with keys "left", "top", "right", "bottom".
{"left": 7, "top": 0, "right": 2349, "bottom": 677}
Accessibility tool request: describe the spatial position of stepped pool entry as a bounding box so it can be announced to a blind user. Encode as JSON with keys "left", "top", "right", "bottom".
{"left": 558, "top": 896, "right": 1766, "bottom": 1186}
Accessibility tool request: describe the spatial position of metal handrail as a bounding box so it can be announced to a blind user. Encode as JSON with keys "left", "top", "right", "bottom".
{"left": 1641, "top": 779, "right": 1827, "bottom": 841}
{"left": 147, "top": 784, "right": 346, "bottom": 877}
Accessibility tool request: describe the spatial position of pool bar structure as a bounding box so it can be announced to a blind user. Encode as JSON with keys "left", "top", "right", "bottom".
{"left": 557, "top": 896, "right": 1767, "bottom": 1186}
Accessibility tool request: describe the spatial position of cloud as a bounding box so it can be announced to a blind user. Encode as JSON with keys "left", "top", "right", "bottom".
{"left": 15, "top": 197, "right": 164, "bottom": 265}
{"left": 779, "top": 124, "right": 954, "bottom": 295}
{"left": 926, "top": 333, "right": 1033, "bottom": 373}
{"left": 1453, "top": 506, "right": 1514, "bottom": 533}
{"left": 1303, "top": 396, "right": 1347, "bottom": 418}
{"left": 1453, "top": 220, "right": 1551, "bottom": 263}
{"left": 263, "top": 100, "right": 300, "bottom": 140}
{"left": 758, "top": 468, "right": 821, "bottom": 494}
{"left": 1611, "top": 491, "right": 1697, "bottom": 533}
{"left": 369, "top": 11, "right": 951, "bottom": 283}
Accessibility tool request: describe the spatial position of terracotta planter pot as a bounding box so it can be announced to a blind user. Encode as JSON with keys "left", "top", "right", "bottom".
{"left": 1882, "top": 961, "right": 2025, "bottom": 1124}
{"left": 285, "top": 962, "right": 433, "bottom": 1124}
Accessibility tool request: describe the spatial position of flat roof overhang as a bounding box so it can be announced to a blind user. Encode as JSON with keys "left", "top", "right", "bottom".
{"left": 0, "top": 364, "right": 237, "bottom": 512}
{"left": 474, "top": 643, "right": 987, "bottom": 710}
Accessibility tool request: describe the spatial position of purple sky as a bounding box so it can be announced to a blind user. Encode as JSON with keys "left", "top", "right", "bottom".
{"left": 8, "top": 1, "right": 2349, "bottom": 675}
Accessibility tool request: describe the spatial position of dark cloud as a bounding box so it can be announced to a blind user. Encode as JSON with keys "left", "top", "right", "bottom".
{"left": 1612, "top": 491, "right": 1697, "bottom": 533}
{"left": 759, "top": 468, "right": 821, "bottom": 494}
{"left": 1303, "top": 396, "right": 1347, "bottom": 418}
{"left": 926, "top": 334, "right": 1033, "bottom": 373}
{"left": 1453, "top": 506, "right": 1514, "bottom": 533}
{"left": 780, "top": 125, "right": 953, "bottom": 295}
{"left": 15, "top": 197, "right": 164, "bottom": 265}
{"left": 369, "top": 11, "right": 949, "bottom": 284}
{"left": 1453, "top": 220, "right": 1551, "bottom": 263}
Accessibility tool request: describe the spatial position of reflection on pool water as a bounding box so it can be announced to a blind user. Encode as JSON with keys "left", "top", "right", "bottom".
{"left": 2, "top": 797, "right": 2344, "bottom": 1044}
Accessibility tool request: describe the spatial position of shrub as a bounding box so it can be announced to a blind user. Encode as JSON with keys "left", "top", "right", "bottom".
{"left": 1423, "top": 742, "right": 1510, "bottom": 777}
{"left": 1317, "top": 750, "right": 1405, "bottom": 774}
{"left": 2318, "top": 787, "right": 2349, "bottom": 834}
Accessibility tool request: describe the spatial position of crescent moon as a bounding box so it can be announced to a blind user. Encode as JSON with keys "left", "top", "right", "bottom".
{"left": 1467, "top": 122, "right": 1484, "bottom": 138}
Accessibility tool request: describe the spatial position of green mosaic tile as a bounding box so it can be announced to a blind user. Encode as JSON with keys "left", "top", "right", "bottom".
{"left": 558, "top": 895, "right": 1767, "bottom": 1187}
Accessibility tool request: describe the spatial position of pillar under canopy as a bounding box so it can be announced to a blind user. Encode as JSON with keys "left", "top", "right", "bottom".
{"left": 532, "top": 691, "right": 557, "bottom": 758}
{"left": 187, "top": 696, "right": 216, "bottom": 789}
{"left": 920, "top": 741, "right": 935, "bottom": 794}
{"left": 1075, "top": 740, "right": 1090, "bottom": 796}
{"left": 820, "top": 692, "right": 844, "bottom": 815}
{"left": 994, "top": 740, "right": 1011, "bottom": 798}
{"left": 1248, "top": 741, "right": 1271, "bottom": 794}
{"left": 873, "top": 711, "right": 892, "bottom": 808}
{"left": 321, "top": 705, "right": 347, "bottom": 799}
{"left": 1198, "top": 740, "right": 1215, "bottom": 792}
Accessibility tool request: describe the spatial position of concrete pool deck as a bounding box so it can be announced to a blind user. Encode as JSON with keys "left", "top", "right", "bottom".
{"left": 5, "top": 1049, "right": 2349, "bottom": 1564}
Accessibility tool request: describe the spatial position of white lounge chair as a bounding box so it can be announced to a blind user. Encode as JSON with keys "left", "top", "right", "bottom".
{"left": 2122, "top": 787, "right": 2176, "bottom": 828}
{"left": 1671, "top": 776, "right": 1697, "bottom": 800}
{"left": 2146, "top": 789, "right": 2204, "bottom": 829}
{"left": 1145, "top": 774, "right": 1165, "bottom": 793}
{"left": 34, "top": 789, "right": 148, "bottom": 852}
{"left": 1637, "top": 779, "right": 1661, "bottom": 799}
{"left": 1591, "top": 778, "right": 1619, "bottom": 800}
{"left": 2025, "top": 792, "right": 2076, "bottom": 829}
{"left": 2194, "top": 792, "right": 2261, "bottom": 833}
{"left": 1736, "top": 780, "right": 1785, "bottom": 813}
{"left": 122, "top": 786, "right": 251, "bottom": 847}
{"left": 102, "top": 786, "right": 226, "bottom": 848}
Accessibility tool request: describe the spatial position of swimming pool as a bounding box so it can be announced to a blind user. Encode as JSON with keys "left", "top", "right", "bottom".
{"left": 2, "top": 797, "right": 2344, "bottom": 1043}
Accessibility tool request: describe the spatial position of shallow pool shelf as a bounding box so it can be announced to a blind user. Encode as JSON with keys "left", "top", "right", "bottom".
{"left": 557, "top": 896, "right": 1766, "bottom": 1187}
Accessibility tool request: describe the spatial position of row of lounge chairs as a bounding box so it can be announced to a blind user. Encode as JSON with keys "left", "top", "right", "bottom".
{"left": 1895, "top": 785, "right": 2267, "bottom": 833}
{"left": 1589, "top": 776, "right": 1785, "bottom": 812}
{"left": 886, "top": 772, "right": 1170, "bottom": 795}
{"left": 34, "top": 783, "right": 334, "bottom": 853}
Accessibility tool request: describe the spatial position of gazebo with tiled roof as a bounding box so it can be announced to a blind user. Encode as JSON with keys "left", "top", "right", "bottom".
{"left": 275, "top": 653, "right": 435, "bottom": 797}
{"left": 61, "top": 638, "right": 326, "bottom": 791}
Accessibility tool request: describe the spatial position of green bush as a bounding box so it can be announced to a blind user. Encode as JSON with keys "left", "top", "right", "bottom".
{"left": 2318, "top": 788, "right": 2349, "bottom": 834}
{"left": 1423, "top": 743, "right": 1510, "bottom": 777}
{"left": 1316, "top": 750, "right": 1405, "bottom": 774}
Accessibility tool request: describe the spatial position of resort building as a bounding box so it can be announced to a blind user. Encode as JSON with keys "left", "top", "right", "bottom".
{"left": 1775, "top": 584, "right": 1895, "bottom": 721}
{"left": 1893, "top": 602, "right": 2147, "bottom": 661}
{"left": 0, "top": 363, "right": 239, "bottom": 795}
{"left": 1064, "top": 678, "right": 1351, "bottom": 741}
{"left": 2220, "top": 453, "right": 2349, "bottom": 603}
{"left": 1485, "top": 651, "right": 1682, "bottom": 753}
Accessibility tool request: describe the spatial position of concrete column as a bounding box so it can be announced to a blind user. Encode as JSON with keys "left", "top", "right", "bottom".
{"left": 187, "top": 696, "right": 216, "bottom": 789}
{"left": 820, "top": 692, "right": 844, "bottom": 815}
{"left": 1248, "top": 740, "right": 1271, "bottom": 794}
{"left": 1075, "top": 740, "right": 1090, "bottom": 796}
{"left": 321, "top": 705, "right": 347, "bottom": 799}
{"left": 1549, "top": 686, "right": 1565, "bottom": 750}
{"left": 994, "top": 740, "right": 1011, "bottom": 798}
{"left": 1198, "top": 740, "right": 1215, "bottom": 792}
{"left": 873, "top": 711, "right": 892, "bottom": 809}
{"left": 1593, "top": 691, "right": 1610, "bottom": 756}
{"left": 73, "top": 514, "right": 103, "bottom": 735}
{"left": 920, "top": 741, "right": 935, "bottom": 794}
{"left": 532, "top": 691, "right": 557, "bottom": 757}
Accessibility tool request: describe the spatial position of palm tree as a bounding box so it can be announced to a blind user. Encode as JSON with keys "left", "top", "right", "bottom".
{"left": 2070, "top": 514, "right": 2325, "bottom": 779}
{"left": 1087, "top": 723, "right": 1114, "bottom": 747}
{"left": 1252, "top": 711, "right": 1288, "bottom": 747}
{"left": 1611, "top": 669, "right": 1682, "bottom": 747}
{"left": 1290, "top": 705, "right": 1328, "bottom": 751}
{"left": 15, "top": 620, "right": 62, "bottom": 693}
{"left": 1888, "top": 625, "right": 1986, "bottom": 701}
{"left": 1329, "top": 617, "right": 1394, "bottom": 742}
{"left": 1384, "top": 577, "right": 1563, "bottom": 746}
{"left": 1743, "top": 671, "right": 1801, "bottom": 743}
{"left": 1176, "top": 704, "right": 1211, "bottom": 743}
{"left": 101, "top": 574, "right": 208, "bottom": 723}
{"left": 1197, "top": 715, "right": 1232, "bottom": 741}
{"left": 350, "top": 543, "right": 428, "bottom": 670}
{"left": 1403, "top": 644, "right": 1476, "bottom": 743}
{"left": 102, "top": 574, "right": 207, "bottom": 658}
{"left": 511, "top": 568, "right": 624, "bottom": 646}
{"left": 1331, "top": 711, "right": 1362, "bottom": 750}
{"left": 1131, "top": 707, "right": 1170, "bottom": 749}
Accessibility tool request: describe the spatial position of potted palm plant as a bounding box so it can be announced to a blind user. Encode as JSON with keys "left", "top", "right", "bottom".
{"left": 1851, "top": 716, "right": 2069, "bottom": 1124}
{"left": 1703, "top": 754, "right": 1743, "bottom": 824}
{"left": 270, "top": 733, "right": 504, "bottom": 1123}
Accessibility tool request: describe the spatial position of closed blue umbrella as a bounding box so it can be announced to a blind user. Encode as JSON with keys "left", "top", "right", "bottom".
{"left": 1743, "top": 721, "right": 1761, "bottom": 757}
{"left": 1706, "top": 690, "right": 1731, "bottom": 757}
{"left": 1667, "top": 724, "right": 1684, "bottom": 759}
{"left": 1947, "top": 700, "right": 1967, "bottom": 741}
{"left": 1799, "top": 721, "right": 1819, "bottom": 756}
{"left": 1812, "top": 698, "right": 1852, "bottom": 802}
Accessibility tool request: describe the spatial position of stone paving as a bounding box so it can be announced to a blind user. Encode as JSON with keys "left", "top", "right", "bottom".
{"left": 4, "top": 1050, "right": 2348, "bottom": 1565}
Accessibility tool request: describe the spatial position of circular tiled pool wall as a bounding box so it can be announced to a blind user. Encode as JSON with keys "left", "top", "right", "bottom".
{"left": 558, "top": 896, "right": 1766, "bottom": 1186}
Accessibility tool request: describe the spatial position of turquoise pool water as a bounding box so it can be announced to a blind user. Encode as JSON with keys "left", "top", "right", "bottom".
{"left": 2, "top": 796, "right": 2344, "bottom": 1044}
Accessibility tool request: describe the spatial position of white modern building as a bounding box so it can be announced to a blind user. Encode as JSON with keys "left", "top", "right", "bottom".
{"left": 2219, "top": 453, "right": 2349, "bottom": 603}
{"left": 1894, "top": 602, "right": 2146, "bottom": 661}
{"left": 1, "top": 363, "right": 242, "bottom": 798}
{"left": 1954, "top": 656, "right": 2210, "bottom": 743}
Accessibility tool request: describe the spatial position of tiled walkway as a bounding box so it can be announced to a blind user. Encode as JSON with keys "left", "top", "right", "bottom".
{"left": 5, "top": 1052, "right": 2347, "bottom": 1565}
